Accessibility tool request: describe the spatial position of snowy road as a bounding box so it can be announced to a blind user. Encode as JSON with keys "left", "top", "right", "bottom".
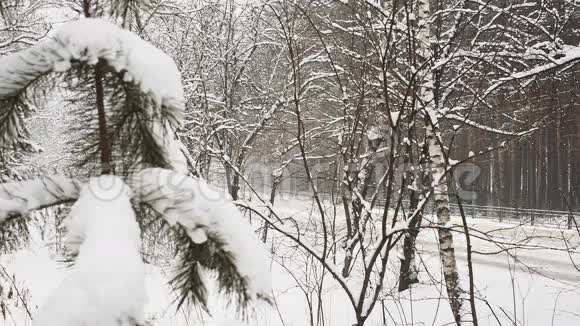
{"left": 415, "top": 219, "right": 580, "bottom": 283}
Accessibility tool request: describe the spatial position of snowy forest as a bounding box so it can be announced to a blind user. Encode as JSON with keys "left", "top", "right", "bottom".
{"left": 0, "top": 0, "right": 578, "bottom": 325}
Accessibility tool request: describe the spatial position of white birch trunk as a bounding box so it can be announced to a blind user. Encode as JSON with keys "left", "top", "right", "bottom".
{"left": 416, "top": 0, "right": 465, "bottom": 323}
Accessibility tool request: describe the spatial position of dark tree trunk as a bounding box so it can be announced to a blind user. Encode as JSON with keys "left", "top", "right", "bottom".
{"left": 94, "top": 63, "right": 112, "bottom": 174}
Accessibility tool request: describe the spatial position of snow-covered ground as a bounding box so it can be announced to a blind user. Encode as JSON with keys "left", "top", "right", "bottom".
{"left": 0, "top": 195, "right": 578, "bottom": 326}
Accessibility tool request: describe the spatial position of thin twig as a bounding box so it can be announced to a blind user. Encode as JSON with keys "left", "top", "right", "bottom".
{"left": 0, "top": 264, "right": 33, "bottom": 321}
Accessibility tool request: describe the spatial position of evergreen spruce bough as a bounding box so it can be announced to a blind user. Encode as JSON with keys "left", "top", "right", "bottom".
{"left": 0, "top": 14, "right": 271, "bottom": 326}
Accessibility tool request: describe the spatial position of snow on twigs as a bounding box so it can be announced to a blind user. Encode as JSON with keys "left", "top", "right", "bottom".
{"left": 131, "top": 168, "right": 272, "bottom": 301}
{"left": 34, "top": 176, "right": 146, "bottom": 326}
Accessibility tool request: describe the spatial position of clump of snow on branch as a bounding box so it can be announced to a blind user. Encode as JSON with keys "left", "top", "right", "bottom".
{"left": 52, "top": 18, "right": 184, "bottom": 111}
{"left": 34, "top": 176, "right": 146, "bottom": 326}
{"left": 0, "top": 18, "right": 183, "bottom": 110}
{"left": 132, "top": 168, "right": 271, "bottom": 299}
{"left": 0, "top": 176, "right": 83, "bottom": 222}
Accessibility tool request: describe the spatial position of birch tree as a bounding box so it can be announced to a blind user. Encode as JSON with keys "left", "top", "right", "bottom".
{"left": 237, "top": 0, "right": 580, "bottom": 324}
{"left": 0, "top": 1, "right": 271, "bottom": 324}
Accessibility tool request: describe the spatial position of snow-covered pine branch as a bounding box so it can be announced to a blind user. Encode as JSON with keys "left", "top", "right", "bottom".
{"left": 0, "top": 175, "right": 83, "bottom": 221}
{"left": 34, "top": 176, "right": 146, "bottom": 326}
{"left": 0, "top": 13, "right": 272, "bottom": 322}
{"left": 0, "top": 18, "right": 187, "bottom": 171}
{"left": 0, "top": 166, "right": 272, "bottom": 318}
{"left": 131, "top": 168, "right": 271, "bottom": 309}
